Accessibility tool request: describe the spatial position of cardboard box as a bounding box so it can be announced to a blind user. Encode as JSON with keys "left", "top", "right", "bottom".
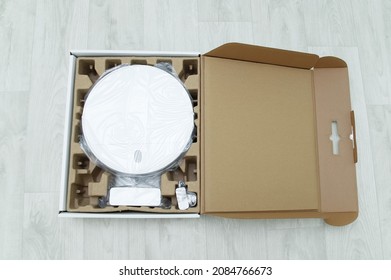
{"left": 59, "top": 43, "right": 358, "bottom": 226}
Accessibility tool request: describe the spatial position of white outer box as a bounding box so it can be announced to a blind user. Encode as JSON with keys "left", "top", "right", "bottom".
{"left": 59, "top": 50, "right": 201, "bottom": 219}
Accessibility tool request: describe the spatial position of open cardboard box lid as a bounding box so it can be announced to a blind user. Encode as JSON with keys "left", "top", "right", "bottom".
{"left": 200, "top": 43, "right": 358, "bottom": 218}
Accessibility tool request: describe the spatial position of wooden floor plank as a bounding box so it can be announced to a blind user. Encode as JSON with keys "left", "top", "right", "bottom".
{"left": 0, "top": 0, "right": 36, "bottom": 91}
{"left": 251, "top": 0, "right": 308, "bottom": 51}
{"left": 266, "top": 227, "right": 327, "bottom": 259}
{"left": 0, "top": 92, "right": 29, "bottom": 259}
{"left": 23, "top": 193, "right": 84, "bottom": 259}
{"left": 367, "top": 105, "right": 391, "bottom": 259}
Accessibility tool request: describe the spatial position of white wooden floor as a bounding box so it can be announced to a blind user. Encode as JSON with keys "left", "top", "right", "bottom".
{"left": 0, "top": 0, "right": 390, "bottom": 260}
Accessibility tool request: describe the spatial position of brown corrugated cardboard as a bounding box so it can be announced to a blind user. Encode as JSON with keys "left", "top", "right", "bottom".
{"left": 204, "top": 43, "right": 318, "bottom": 69}
{"left": 313, "top": 59, "right": 358, "bottom": 214}
{"left": 201, "top": 57, "right": 319, "bottom": 212}
{"left": 200, "top": 43, "right": 358, "bottom": 226}
{"left": 61, "top": 43, "right": 358, "bottom": 226}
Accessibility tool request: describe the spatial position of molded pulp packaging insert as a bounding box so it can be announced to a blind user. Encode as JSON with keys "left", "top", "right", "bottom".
{"left": 67, "top": 56, "right": 201, "bottom": 214}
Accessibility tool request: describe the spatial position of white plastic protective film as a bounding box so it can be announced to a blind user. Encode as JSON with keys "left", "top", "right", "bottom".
{"left": 82, "top": 64, "right": 194, "bottom": 176}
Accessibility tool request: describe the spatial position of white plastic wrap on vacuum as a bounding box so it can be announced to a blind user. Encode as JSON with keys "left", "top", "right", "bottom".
{"left": 80, "top": 63, "right": 195, "bottom": 176}
{"left": 79, "top": 63, "right": 195, "bottom": 207}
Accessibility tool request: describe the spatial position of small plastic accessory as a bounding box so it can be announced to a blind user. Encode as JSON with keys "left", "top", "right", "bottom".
{"left": 176, "top": 180, "right": 197, "bottom": 210}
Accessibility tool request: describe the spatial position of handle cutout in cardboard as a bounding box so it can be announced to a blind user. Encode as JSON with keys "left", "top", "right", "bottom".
{"left": 330, "top": 121, "right": 340, "bottom": 155}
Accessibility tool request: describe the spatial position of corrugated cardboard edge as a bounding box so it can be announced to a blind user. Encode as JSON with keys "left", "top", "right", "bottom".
{"left": 200, "top": 55, "right": 206, "bottom": 216}
{"left": 70, "top": 50, "right": 199, "bottom": 57}
{"left": 59, "top": 212, "right": 200, "bottom": 219}
{"left": 351, "top": 111, "right": 358, "bottom": 163}
{"left": 59, "top": 54, "right": 77, "bottom": 213}
{"left": 204, "top": 42, "right": 319, "bottom": 69}
{"left": 202, "top": 211, "right": 357, "bottom": 226}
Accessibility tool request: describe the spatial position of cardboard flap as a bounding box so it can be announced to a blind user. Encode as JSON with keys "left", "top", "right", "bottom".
{"left": 314, "top": 56, "right": 347, "bottom": 68}
{"left": 201, "top": 56, "right": 320, "bottom": 214}
{"left": 313, "top": 63, "right": 358, "bottom": 213}
{"left": 204, "top": 42, "right": 319, "bottom": 69}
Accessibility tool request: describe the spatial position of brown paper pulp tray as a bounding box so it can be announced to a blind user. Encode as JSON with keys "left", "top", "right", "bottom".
{"left": 59, "top": 44, "right": 358, "bottom": 226}
{"left": 61, "top": 52, "right": 201, "bottom": 216}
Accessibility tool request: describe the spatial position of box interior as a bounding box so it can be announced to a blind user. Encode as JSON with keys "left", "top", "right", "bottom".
{"left": 201, "top": 56, "right": 319, "bottom": 213}
{"left": 67, "top": 56, "right": 201, "bottom": 214}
